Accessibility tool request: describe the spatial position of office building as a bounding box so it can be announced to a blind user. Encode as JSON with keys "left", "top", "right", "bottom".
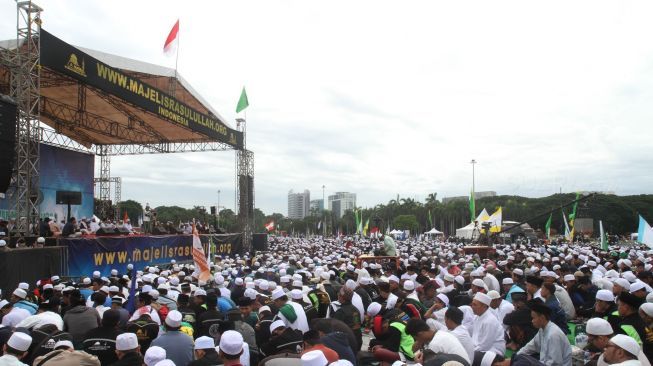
{"left": 288, "top": 189, "right": 310, "bottom": 219}
{"left": 442, "top": 191, "right": 497, "bottom": 204}
{"left": 310, "top": 199, "right": 324, "bottom": 215}
{"left": 328, "top": 192, "right": 356, "bottom": 219}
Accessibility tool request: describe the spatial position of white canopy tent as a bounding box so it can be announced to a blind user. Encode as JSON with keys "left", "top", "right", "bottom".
{"left": 424, "top": 228, "right": 444, "bottom": 235}
{"left": 455, "top": 209, "right": 489, "bottom": 239}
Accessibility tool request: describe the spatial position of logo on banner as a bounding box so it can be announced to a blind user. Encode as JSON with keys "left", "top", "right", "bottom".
{"left": 65, "top": 53, "right": 87, "bottom": 77}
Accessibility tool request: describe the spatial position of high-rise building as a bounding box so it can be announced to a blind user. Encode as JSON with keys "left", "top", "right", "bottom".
{"left": 288, "top": 189, "right": 310, "bottom": 219}
{"left": 442, "top": 191, "right": 497, "bottom": 204}
{"left": 309, "top": 199, "right": 324, "bottom": 215}
{"left": 328, "top": 192, "right": 356, "bottom": 218}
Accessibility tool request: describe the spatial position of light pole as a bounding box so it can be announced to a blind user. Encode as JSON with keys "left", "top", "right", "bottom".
{"left": 322, "top": 185, "right": 326, "bottom": 237}
{"left": 470, "top": 159, "right": 476, "bottom": 195}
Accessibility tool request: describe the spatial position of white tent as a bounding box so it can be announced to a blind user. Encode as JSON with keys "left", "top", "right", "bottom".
{"left": 424, "top": 228, "right": 444, "bottom": 235}
{"left": 455, "top": 208, "right": 490, "bottom": 239}
{"left": 390, "top": 229, "right": 403, "bottom": 235}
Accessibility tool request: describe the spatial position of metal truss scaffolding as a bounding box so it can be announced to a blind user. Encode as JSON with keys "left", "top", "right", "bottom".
{"left": 93, "top": 175, "right": 121, "bottom": 220}
{"left": 2, "top": 2, "right": 255, "bottom": 243}
{"left": 8, "top": 1, "right": 42, "bottom": 234}
{"left": 235, "top": 118, "right": 254, "bottom": 251}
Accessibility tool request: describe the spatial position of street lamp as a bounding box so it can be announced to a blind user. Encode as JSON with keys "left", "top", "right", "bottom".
{"left": 322, "top": 185, "right": 326, "bottom": 237}
{"left": 470, "top": 159, "right": 476, "bottom": 195}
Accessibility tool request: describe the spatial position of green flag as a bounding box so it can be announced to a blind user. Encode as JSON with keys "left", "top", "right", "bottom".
{"left": 354, "top": 209, "right": 360, "bottom": 235}
{"left": 469, "top": 190, "right": 476, "bottom": 223}
{"left": 600, "top": 220, "right": 608, "bottom": 250}
{"left": 236, "top": 87, "right": 249, "bottom": 113}
{"left": 544, "top": 213, "right": 552, "bottom": 240}
{"left": 428, "top": 210, "right": 433, "bottom": 229}
{"left": 568, "top": 192, "right": 580, "bottom": 224}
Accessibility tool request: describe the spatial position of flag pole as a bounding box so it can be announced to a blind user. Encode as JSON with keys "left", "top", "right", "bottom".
{"left": 174, "top": 21, "right": 180, "bottom": 79}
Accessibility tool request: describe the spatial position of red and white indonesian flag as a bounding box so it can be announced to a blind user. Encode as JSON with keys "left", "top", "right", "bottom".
{"left": 163, "top": 19, "right": 179, "bottom": 56}
{"left": 192, "top": 223, "right": 210, "bottom": 282}
{"left": 264, "top": 220, "right": 275, "bottom": 232}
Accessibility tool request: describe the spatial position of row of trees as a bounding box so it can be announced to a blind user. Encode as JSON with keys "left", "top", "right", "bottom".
{"left": 105, "top": 193, "right": 653, "bottom": 236}
{"left": 259, "top": 193, "right": 653, "bottom": 237}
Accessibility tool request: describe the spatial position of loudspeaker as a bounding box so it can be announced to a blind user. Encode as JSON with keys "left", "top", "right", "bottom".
{"left": 117, "top": 227, "right": 132, "bottom": 235}
{"left": 247, "top": 176, "right": 254, "bottom": 216}
{"left": 96, "top": 228, "right": 119, "bottom": 236}
{"left": 0, "top": 96, "right": 17, "bottom": 194}
{"left": 152, "top": 226, "right": 169, "bottom": 235}
{"left": 252, "top": 233, "right": 268, "bottom": 252}
{"left": 56, "top": 190, "right": 82, "bottom": 205}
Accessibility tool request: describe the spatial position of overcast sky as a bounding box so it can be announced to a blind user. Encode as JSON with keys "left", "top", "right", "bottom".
{"left": 2, "top": 0, "right": 652, "bottom": 215}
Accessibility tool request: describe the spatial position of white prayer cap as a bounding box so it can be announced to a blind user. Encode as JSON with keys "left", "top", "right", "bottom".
{"left": 613, "top": 278, "right": 631, "bottom": 291}
{"left": 12, "top": 288, "right": 26, "bottom": 299}
{"left": 403, "top": 280, "right": 415, "bottom": 291}
{"left": 630, "top": 281, "right": 647, "bottom": 294}
{"left": 144, "top": 347, "right": 166, "bottom": 366}
{"left": 258, "top": 280, "right": 269, "bottom": 291}
{"left": 345, "top": 280, "right": 357, "bottom": 290}
{"left": 194, "top": 289, "right": 206, "bottom": 296}
{"left": 165, "top": 310, "right": 182, "bottom": 328}
{"left": 455, "top": 276, "right": 465, "bottom": 285}
{"left": 474, "top": 292, "right": 491, "bottom": 306}
{"left": 18, "top": 282, "right": 29, "bottom": 290}
{"left": 610, "top": 334, "right": 640, "bottom": 357}
{"left": 586, "top": 318, "right": 613, "bottom": 336}
{"left": 244, "top": 288, "right": 258, "bottom": 300}
{"left": 387, "top": 275, "right": 399, "bottom": 283}
{"left": 290, "top": 289, "right": 303, "bottom": 300}
{"left": 271, "top": 287, "right": 286, "bottom": 301}
{"left": 359, "top": 277, "right": 373, "bottom": 285}
{"left": 444, "top": 274, "right": 455, "bottom": 282}
{"left": 93, "top": 270, "right": 101, "bottom": 278}
{"left": 640, "top": 303, "right": 653, "bottom": 317}
{"left": 194, "top": 336, "right": 215, "bottom": 350}
{"left": 487, "top": 290, "right": 501, "bottom": 300}
{"left": 154, "top": 360, "right": 175, "bottom": 366}
{"left": 109, "top": 286, "right": 120, "bottom": 292}
{"left": 82, "top": 278, "right": 91, "bottom": 285}
{"left": 116, "top": 333, "right": 139, "bottom": 351}
{"left": 436, "top": 293, "right": 450, "bottom": 306}
{"left": 270, "top": 320, "right": 285, "bottom": 332}
{"left": 367, "top": 302, "right": 382, "bottom": 317}
{"left": 259, "top": 306, "right": 271, "bottom": 314}
{"left": 51, "top": 275, "right": 60, "bottom": 282}
{"left": 7, "top": 332, "right": 32, "bottom": 352}
{"left": 0, "top": 240, "right": 5, "bottom": 247}
{"left": 51, "top": 339, "right": 73, "bottom": 351}
{"left": 301, "top": 350, "right": 329, "bottom": 366}
{"left": 512, "top": 269, "right": 524, "bottom": 276}
{"left": 596, "top": 290, "right": 615, "bottom": 302}
{"left": 43, "top": 284, "right": 53, "bottom": 290}
{"left": 292, "top": 280, "right": 304, "bottom": 288}
{"left": 564, "top": 274, "right": 575, "bottom": 282}
{"left": 471, "top": 279, "right": 487, "bottom": 290}
{"left": 502, "top": 278, "right": 513, "bottom": 285}
{"left": 0, "top": 300, "right": 10, "bottom": 309}
{"left": 328, "top": 360, "right": 354, "bottom": 366}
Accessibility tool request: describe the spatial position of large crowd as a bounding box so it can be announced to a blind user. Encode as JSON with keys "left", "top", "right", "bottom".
{"left": 0, "top": 233, "right": 651, "bottom": 366}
